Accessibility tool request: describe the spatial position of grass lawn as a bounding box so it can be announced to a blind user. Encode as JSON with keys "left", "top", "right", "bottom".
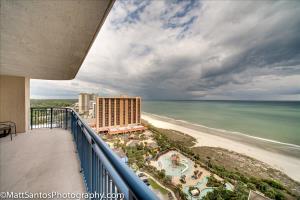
{"left": 148, "top": 178, "right": 169, "bottom": 194}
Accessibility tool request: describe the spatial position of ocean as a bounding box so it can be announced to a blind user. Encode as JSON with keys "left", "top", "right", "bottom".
{"left": 142, "top": 100, "right": 300, "bottom": 146}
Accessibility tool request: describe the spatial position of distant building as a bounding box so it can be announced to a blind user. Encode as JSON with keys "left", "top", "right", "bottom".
{"left": 92, "top": 101, "right": 96, "bottom": 118}
{"left": 73, "top": 102, "right": 79, "bottom": 112}
{"left": 78, "top": 93, "right": 96, "bottom": 114}
{"left": 96, "top": 96, "right": 144, "bottom": 134}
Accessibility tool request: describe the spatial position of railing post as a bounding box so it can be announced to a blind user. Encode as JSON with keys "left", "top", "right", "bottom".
{"left": 65, "top": 108, "right": 68, "bottom": 130}
{"left": 30, "top": 108, "right": 33, "bottom": 130}
{"left": 50, "top": 108, "right": 53, "bottom": 129}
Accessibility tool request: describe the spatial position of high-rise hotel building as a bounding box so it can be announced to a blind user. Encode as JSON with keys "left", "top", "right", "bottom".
{"left": 78, "top": 93, "right": 96, "bottom": 114}
{"left": 96, "top": 96, "right": 144, "bottom": 134}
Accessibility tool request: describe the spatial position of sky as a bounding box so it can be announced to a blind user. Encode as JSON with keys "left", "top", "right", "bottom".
{"left": 31, "top": 0, "right": 300, "bottom": 100}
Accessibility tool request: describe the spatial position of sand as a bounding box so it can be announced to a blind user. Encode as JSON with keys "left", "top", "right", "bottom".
{"left": 142, "top": 113, "right": 300, "bottom": 182}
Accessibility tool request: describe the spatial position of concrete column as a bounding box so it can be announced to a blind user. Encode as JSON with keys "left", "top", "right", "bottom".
{"left": 135, "top": 97, "right": 138, "bottom": 124}
{"left": 103, "top": 98, "right": 106, "bottom": 127}
{"left": 0, "top": 75, "right": 30, "bottom": 133}
{"left": 120, "top": 99, "right": 124, "bottom": 126}
{"left": 130, "top": 99, "right": 133, "bottom": 124}
{"left": 125, "top": 99, "right": 128, "bottom": 126}
{"left": 138, "top": 98, "right": 141, "bottom": 124}
{"left": 108, "top": 98, "right": 111, "bottom": 127}
{"left": 96, "top": 98, "right": 99, "bottom": 132}
{"left": 114, "top": 99, "right": 116, "bottom": 126}
{"left": 103, "top": 99, "right": 106, "bottom": 127}
{"left": 96, "top": 97, "right": 104, "bottom": 132}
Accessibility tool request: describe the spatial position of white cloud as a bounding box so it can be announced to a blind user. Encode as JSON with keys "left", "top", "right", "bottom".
{"left": 31, "top": 0, "right": 300, "bottom": 100}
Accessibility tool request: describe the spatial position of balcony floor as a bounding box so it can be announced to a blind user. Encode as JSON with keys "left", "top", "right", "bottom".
{"left": 0, "top": 128, "right": 85, "bottom": 193}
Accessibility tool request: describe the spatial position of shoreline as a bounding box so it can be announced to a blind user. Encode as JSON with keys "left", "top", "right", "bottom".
{"left": 142, "top": 112, "right": 300, "bottom": 182}
{"left": 143, "top": 112, "right": 300, "bottom": 149}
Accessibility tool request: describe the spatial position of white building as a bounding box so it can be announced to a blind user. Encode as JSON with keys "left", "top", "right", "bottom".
{"left": 78, "top": 93, "right": 96, "bottom": 114}
{"left": 88, "top": 101, "right": 97, "bottom": 119}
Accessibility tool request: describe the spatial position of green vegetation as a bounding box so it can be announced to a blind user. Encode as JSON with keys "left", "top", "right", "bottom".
{"left": 30, "top": 99, "right": 77, "bottom": 108}
{"left": 205, "top": 164, "right": 289, "bottom": 199}
{"left": 204, "top": 183, "right": 249, "bottom": 200}
{"left": 124, "top": 144, "right": 148, "bottom": 168}
{"left": 142, "top": 121, "right": 299, "bottom": 200}
{"left": 110, "top": 120, "right": 299, "bottom": 199}
{"left": 148, "top": 178, "right": 169, "bottom": 194}
{"left": 207, "top": 175, "right": 223, "bottom": 187}
{"left": 141, "top": 120, "right": 197, "bottom": 147}
{"left": 192, "top": 146, "right": 300, "bottom": 197}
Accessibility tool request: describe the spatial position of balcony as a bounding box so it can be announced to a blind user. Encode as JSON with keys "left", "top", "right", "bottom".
{"left": 0, "top": 128, "right": 85, "bottom": 194}
{"left": 0, "top": 108, "right": 157, "bottom": 200}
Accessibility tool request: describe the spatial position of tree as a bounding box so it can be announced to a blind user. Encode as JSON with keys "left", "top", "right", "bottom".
{"left": 158, "top": 169, "right": 166, "bottom": 179}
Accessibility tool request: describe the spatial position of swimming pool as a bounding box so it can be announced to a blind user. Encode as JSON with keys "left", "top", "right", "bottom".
{"left": 225, "top": 182, "right": 234, "bottom": 191}
{"left": 183, "top": 177, "right": 214, "bottom": 200}
{"left": 156, "top": 150, "right": 194, "bottom": 177}
{"left": 199, "top": 188, "right": 214, "bottom": 199}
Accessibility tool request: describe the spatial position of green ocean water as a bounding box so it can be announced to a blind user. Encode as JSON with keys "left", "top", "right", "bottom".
{"left": 142, "top": 101, "right": 300, "bottom": 146}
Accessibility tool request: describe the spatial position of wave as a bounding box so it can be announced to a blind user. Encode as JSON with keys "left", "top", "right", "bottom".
{"left": 142, "top": 112, "right": 300, "bottom": 149}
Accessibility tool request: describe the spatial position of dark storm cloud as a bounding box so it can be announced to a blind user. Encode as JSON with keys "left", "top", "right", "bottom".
{"left": 31, "top": 0, "right": 300, "bottom": 100}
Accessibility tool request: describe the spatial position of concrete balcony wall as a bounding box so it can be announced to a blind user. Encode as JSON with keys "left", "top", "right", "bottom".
{"left": 0, "top": 75, "right": 30, "bottom": 133}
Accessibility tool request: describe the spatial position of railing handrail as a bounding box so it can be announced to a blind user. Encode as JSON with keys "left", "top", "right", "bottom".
{"left": 31, "top": 107, "right": 70, "bottom": 109}
{"left": 68, "top": 108, "right": 158, "bottom": 200}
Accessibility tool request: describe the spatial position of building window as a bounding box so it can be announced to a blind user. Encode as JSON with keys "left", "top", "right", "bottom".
{"left": 116, "top": 99, "right": 120, "bottom": 125}
{"left": 128, "top": 99, "right": 131, "bottom": 124}
{"left": 111, "top": 99, "right": 115, "bottom": 126}
{"left": 137, "top": 99, "right": 140, "bottom": 123}
{"left": 133, "top": 99, "right": 136, "bottom": 123}
{"left": 123, "top": 99, "right": 126, "bottom": 125}
{"left": 98, "top": 99, "right": 103, "bottom": 127}
{"left": 105, "top": 99, "right": 109, "bottom": 126}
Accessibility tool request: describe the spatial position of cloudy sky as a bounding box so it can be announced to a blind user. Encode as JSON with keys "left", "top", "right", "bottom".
{"left": 31, "top": 0, "right": 300, "bottom": 100}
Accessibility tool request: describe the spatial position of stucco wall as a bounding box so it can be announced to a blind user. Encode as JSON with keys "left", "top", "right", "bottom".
{"left": 0, "top": 75, "right": 30, "bottom": 133}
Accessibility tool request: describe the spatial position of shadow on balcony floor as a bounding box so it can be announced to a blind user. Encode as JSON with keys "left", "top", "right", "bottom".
{"left": 0, "top": 128, "right": 85, "bottom": 194}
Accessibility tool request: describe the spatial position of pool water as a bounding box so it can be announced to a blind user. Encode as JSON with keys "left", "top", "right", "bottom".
{"left": 183, "top": 177, "right": 214, "bottom": 200}
{"left": 156, "top": 150, "right": 194, "bottom": 177}
{"left": 225, "top": 182, "right": 234, "bottom": 191}
{"left": 199, "top": 188, "right": 214, "bottom": 199}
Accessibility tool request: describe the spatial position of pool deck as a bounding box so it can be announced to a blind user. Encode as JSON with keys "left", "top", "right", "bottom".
{"left": 150, "top": 150, "right": 213, "bottom": 187}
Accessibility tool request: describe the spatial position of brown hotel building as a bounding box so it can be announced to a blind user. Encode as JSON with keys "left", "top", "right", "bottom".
{"left": 96, "top": 96, "right": 144, "bottom": 134}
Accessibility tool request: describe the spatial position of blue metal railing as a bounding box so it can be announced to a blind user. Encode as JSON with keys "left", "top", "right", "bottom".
{"left": 31, "top": 107, "right": 158, "bottom": 200}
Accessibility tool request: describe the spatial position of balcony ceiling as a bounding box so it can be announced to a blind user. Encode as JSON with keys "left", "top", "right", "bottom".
{"left": 0, "top": 0, "right": 114, "bottom": 80}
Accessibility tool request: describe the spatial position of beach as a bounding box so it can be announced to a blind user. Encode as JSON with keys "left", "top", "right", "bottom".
{"left": 142, "top": 113, "right": 300, "bottom": 182}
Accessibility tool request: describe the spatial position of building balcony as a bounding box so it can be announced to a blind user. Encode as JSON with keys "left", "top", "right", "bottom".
{"left": 0, "top": 108, "right": 157, "bottom": 200}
